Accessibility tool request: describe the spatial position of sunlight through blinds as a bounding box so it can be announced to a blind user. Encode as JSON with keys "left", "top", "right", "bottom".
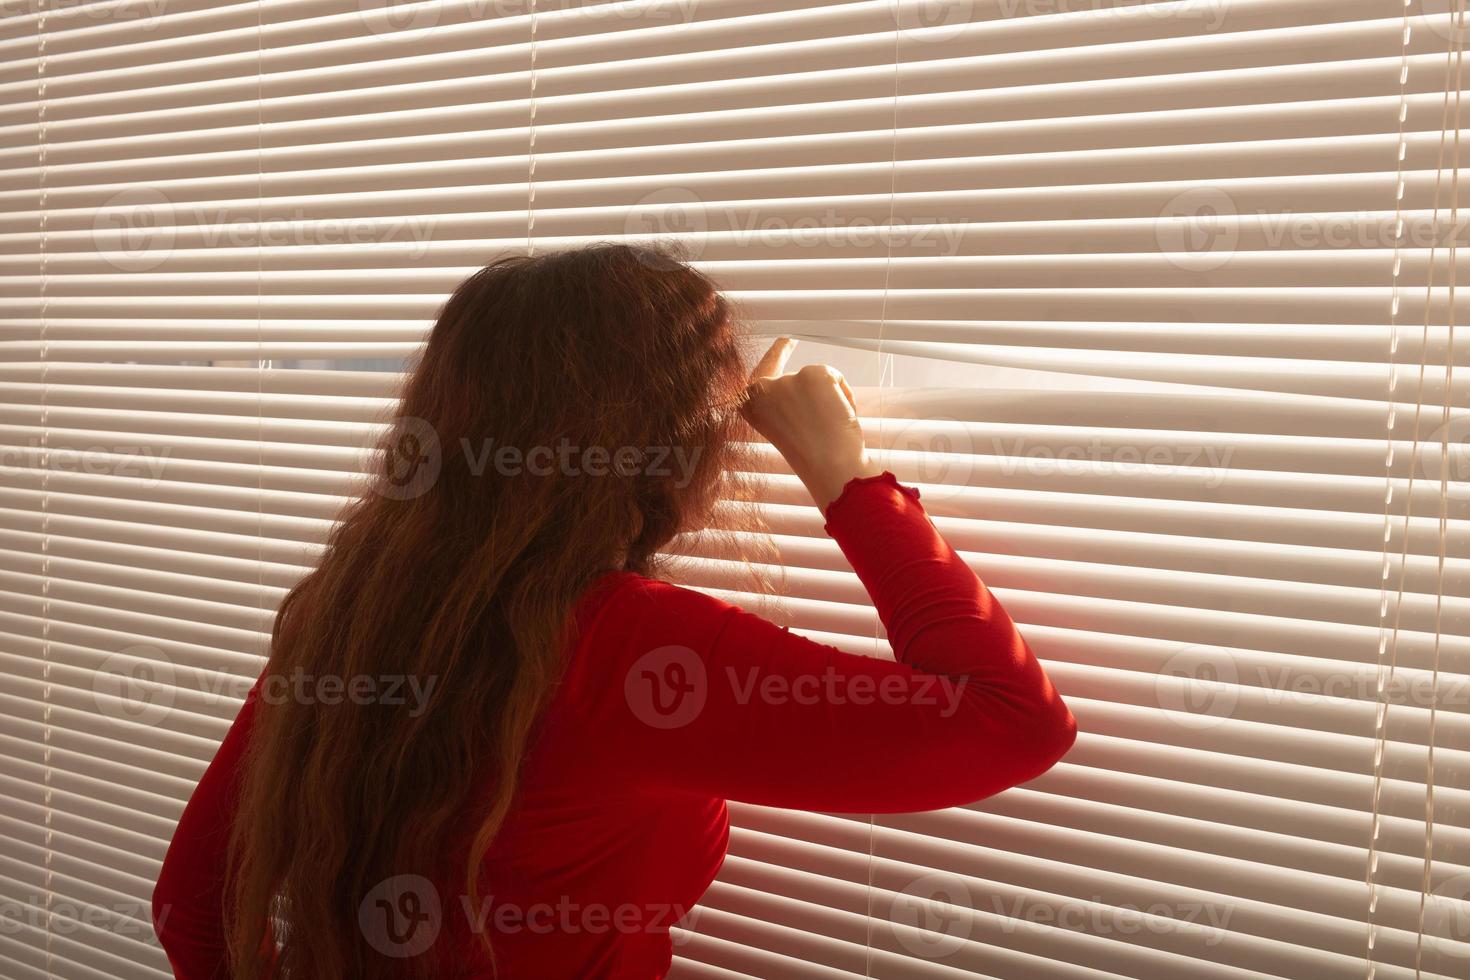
{"left": 1, "top": 1, "right": 1469, "bottom": 978}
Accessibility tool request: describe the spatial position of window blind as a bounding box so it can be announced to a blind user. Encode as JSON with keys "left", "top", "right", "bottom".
{"left": 1, "top": 0, "right": 1468, "bottom": 978}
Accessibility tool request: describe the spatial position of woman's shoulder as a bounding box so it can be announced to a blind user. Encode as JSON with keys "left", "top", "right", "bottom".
{"left": 552, "top": 571, "right": 745, "bottom": 713}
{"left": 575, "top": 569, "right": 738, "bottom": 626}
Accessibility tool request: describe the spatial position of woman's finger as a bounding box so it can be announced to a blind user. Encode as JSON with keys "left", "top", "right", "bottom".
{"left": 750, "top": 337, "right": 796, "bottom": 381}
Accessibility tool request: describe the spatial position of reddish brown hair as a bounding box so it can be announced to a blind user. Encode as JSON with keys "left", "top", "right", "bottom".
{"left": 225, "top": 244, "right": 760, "bottom": 977}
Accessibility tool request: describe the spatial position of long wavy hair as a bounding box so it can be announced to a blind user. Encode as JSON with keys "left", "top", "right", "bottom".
{"left": 224, "top": 244, "right": 764, "bottom": 978}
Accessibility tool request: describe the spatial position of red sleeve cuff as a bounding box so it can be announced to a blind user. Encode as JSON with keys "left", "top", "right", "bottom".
{"left": 821, "top": 470, "right": 922, "bottom": 531}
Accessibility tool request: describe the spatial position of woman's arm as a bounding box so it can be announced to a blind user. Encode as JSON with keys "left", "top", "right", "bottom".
{"left": 152, "top": 678, "right": 262, "bottom": 979}
{"left": 589, "top": 470, "right": 1076, "bottom": 812}
{"left": 586, "top": 339, "right": 1074, "bottom": 809}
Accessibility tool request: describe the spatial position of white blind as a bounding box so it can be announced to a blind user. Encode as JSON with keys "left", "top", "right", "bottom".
{"left": 2, "top": 0, "right": 1468, "bottom": 978}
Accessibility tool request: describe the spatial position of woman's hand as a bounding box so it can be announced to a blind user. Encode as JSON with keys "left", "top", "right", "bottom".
{"left": 741, "top": 337, "right": 884, "bottom": 512}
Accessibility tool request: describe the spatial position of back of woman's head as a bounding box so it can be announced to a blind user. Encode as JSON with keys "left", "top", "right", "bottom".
{"left": 398, "top": 244, "right": 749, "bottom": 561}
{"left": 225, "top": 243, "right": 756, "bottom": 979}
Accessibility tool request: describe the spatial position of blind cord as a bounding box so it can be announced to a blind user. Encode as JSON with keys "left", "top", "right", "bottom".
{"left": 863, "top": 4, "right": 905, "bottom": 975}
{"left": 1366, "top": 0, "right": 1418, "bottom": 970}
{"left": 527, "top": 0, "right": 538, "bottom": 259}
{"left": 36, "top": 0, "right": 51, "bottom": 969}
{"left": 1414, "top": 2, "right": 1464, "bottom": 973}
{"left": 254, "top": 0, "right": 266, "bottom": 672}
{"left": 1368, "top": 1, "right": 1461, "bottom": 974}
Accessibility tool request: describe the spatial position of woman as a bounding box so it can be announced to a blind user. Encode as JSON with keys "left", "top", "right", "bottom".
{"left": 151, "top": 244, "right": 1076, "bottom": 978}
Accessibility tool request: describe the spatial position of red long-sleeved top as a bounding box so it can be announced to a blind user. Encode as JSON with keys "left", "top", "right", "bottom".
{"left": 152, "top": 472, "right": 1075, "bottom": 978}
